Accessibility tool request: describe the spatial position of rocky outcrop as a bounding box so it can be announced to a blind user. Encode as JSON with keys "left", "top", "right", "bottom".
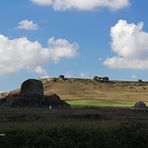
{"left": 0, "top": 79, "right": 71, "bottom": 109}
{"left": 3, "top": 94, "right": 70, "bottom": 108}
{"left": 132, "top": 101, "right": 148, "bottom": 111}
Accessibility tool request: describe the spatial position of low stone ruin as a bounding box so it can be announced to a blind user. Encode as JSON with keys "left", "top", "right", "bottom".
{"left": 0, "top": 79, "right": 70, "bottom": 109}
{"left": 132, "top": 101, "right": 148, "bottom": 111}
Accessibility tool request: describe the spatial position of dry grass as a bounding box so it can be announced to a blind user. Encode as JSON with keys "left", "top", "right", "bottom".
{"left": 43, "top": 78, "right": 148, "bottom": 101}
{"left": 1, "top": 78, "right": 148, "bottom": 101}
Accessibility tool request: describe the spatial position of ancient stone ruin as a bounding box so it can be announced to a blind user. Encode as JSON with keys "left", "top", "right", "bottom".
{"left": 132, "top": 101, "right": 148, "bottom": 111}
{"left": 20, "top": 79, "right": 43, "bottom": 96}
{"left": 0, "top": 79, "right": 70, "bottom": 109}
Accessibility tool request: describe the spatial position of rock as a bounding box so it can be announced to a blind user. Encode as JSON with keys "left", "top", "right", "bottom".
{"left": 132, "top": 101, "right": 148, "bottom": 111}
{"left": 10, "top": 95, "right": 42, "bottom": 107}
{"left": 3, "top": 94, "right": 70, "bottom": 109}
{"left": 43, "top": 94, "right": 71, "bottom": 109}
{"left": 0, "top": 79, "right": 71, "bottom": 109}
{"left": 20, "top": 79, "right": 43, "bottom": 96}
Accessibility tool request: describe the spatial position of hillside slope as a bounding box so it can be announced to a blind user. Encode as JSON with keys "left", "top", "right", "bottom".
{"left": 42, "top": 78, "right": 148, "bottom": 101}
{"left": 1, "top": 78, "right": 148, "bottom": 101}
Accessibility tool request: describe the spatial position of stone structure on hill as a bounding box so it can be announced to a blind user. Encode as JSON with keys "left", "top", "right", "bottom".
{"left": 20, "top": 79, "right": 43, "bottom": 96}
{"left": 132, "top": 101, "right": 148, "bottom": 111}
{"left": 0, "top": 79, "right": 70, "bottom": 109}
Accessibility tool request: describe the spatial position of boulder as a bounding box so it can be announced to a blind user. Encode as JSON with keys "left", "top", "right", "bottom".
{"left": 20, "top": 79, "right": 43, "bottom": 96}
{"left": 43, "top": 94, "right": 71, "bottom": 109}
{"left": 132, "top": 101, "right": 148, "bottom": 111}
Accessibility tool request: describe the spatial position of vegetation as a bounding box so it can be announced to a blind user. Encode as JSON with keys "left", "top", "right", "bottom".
{"left": 0, "top": 107, "right": 148, "bottom": 148}
{"left": 66, "top": 99, "right": 137, "bottom": 108}
{"left": 93, "top": 76, "right": 109, "bottom": 82}
{"left": 59, "top": 75, "right": 65, "bottom": 79}
{"left": 1, "top": 78, "right": 148, "bottom": 147}
{"left": 1, "top": 122, "right": 148, "bottom": 148}
{"left": 42, "top": 78, "right": 148, "bottom": 101}
{"left": 138, "top": 79, "right": 143, "bottom": 83}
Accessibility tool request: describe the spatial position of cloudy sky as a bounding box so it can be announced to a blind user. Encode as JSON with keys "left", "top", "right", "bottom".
{"left": 0, "top": 0, "right": 148, "bottom": 91}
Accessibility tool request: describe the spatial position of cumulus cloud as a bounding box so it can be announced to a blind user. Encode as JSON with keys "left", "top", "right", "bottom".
{"left": 34, "top": 66, "right": 47, "bottom": 75}
{"left": 31, "top": 0, "right": 130, "bottom": 11}
{"left": 104, "top": 20, "right": 148, "bottom": 69}
{"left": 0, "top": 35, "right": 78, "bottom": 76}
{"left": 18, "top": 20, "right": 39, "bottom": 30}
{"left": 48, "top": 37, "right": 78, "bottom": 63}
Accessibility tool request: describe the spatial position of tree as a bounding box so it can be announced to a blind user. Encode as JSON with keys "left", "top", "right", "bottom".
{"left": 93, "top": 76, "right": 99, "bottom": 81}
{"left": 138, "top": 79, "right": 143, "bottom": 83}
{"left": 59, "top": 75, "right": 65, "bottom": 79}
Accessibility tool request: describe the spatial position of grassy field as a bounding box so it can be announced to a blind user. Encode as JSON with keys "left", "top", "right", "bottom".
{"left": 1, "top": 107, "right": 148, "bottom": 147}
{"left": 66, "top": 99, "right": 148, "bottom": 108}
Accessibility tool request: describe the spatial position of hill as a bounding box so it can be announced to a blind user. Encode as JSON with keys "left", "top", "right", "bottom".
{"left": 1, "top": 78, "right": 148, "bottom": 103}
{"left": 42, "top": 78, "right": 148, "bottom": 101}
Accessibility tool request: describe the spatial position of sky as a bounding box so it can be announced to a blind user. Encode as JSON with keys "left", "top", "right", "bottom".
{"left": 0, "top": 0, "right": 148, "bottom": 91}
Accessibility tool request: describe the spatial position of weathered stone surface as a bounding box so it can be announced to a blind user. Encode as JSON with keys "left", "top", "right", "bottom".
{"left": 2, "top": 94, "right": 70, "bottom": 109}
{"left": 20, "top": 79, "right": 44, "bottom": 96}
{"left": 44, "top": 94, "right": 71, "bottom": 109}
{"left": 0, "top": 79, "right": 71, "bottom": 109}
{"left": 132, "top": 101, "right": 148, "bottom": 111}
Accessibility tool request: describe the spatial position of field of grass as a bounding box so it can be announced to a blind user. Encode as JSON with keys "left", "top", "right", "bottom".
{"left": 66, "top": 99, "right": 148, "bottom": 108}
{"left": 1, "top": 107, "right": 148, "bottom": 147}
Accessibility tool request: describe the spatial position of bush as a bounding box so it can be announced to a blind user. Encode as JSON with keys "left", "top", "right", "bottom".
{"left": 93, "top": 76, "right": 99, "bottom": 81}
{"left": 1, "top": 122, "right": 148, "bottom": 148}
{"left": 138, "top": 79, "right": 143, "bottom": 83}
{"left": 59, "top": 75, "right": 65, "bottom": 80}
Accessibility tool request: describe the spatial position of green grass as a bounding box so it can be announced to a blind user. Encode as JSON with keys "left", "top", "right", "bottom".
{"left": 66, "top": 99, "right": 147, "bottom": 108}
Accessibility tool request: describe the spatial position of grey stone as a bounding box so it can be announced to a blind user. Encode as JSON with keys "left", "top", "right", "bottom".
{"left": 132, "top": 101, "right": 148, "bottom": 111}
{"left": 0, "top": 79, "right": 71, "bottom": 109}
{"left": 20, "top": 79, "right": 44, "bottom": 96}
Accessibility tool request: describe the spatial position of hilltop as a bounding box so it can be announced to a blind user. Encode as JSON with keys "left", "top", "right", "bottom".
{"left": 1, "top": 78, "right": 148, "bottom": 101}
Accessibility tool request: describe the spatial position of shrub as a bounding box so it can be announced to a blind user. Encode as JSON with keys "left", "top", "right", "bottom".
{"left": 138, "top": 79, "right": 143, "bottom": 83}
{"left": 59, "top": 75, "right": 65, "bottom": 80}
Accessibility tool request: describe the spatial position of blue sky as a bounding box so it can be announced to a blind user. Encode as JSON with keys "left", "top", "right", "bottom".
{"left": 0, "top": 0, "right": 148, "bottom": 91}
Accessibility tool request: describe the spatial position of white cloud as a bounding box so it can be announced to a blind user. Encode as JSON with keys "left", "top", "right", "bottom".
{"left": 0, "top": 35, "right": 78, "bottom": 76}
{"left": 31, "top": 0, "right": 130, "bottom": 11}
{"left": 34, "top": 66, "right": 47, "bottom": 75}
{"left": 18, "top": 20, "right": 38, "bottom": 30}
{"left": 48, "top": 37, "right": 78, "bottom": 63}
{"left": 131, "top": 74, "right": 137, "bottom": 79}
{"left": 104, "top": 20, "right": 148, "bottom": 69}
